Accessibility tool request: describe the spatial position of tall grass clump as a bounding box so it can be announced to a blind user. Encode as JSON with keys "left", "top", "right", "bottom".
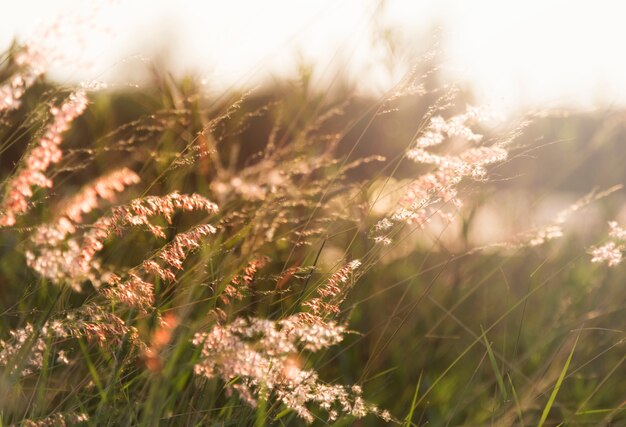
{"left": 0, "top": 33, "right": 625, "bottom": 427}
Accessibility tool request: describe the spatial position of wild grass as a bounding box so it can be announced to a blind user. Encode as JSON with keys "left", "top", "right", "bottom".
{"left": 0, "top": 39, "right": 624, "bottom": 427}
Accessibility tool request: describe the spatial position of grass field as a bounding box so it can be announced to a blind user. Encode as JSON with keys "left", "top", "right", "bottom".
{"left": 0, "top": 39, "right": 624, "bottom": 426}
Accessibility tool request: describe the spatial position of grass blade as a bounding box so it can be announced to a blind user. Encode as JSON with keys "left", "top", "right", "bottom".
{"left": 538, "top": 334, "right": 580, "bottom": 427}
{"left": 404, "top": 370, "right": 422, "bottom": 427}
{"left": 481, "top": 325, "right": 507, "bottom": 401}
{"left": 507, "top": 373, "right": 525, "bottom": 427}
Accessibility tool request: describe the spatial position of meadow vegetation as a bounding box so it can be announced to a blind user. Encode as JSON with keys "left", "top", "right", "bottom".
{"left": 0, "top": 37, "right": 624, "bottom": 426}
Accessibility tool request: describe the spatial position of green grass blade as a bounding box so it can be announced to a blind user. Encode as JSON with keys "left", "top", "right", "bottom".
{"left": 77, "top": 338, "right": 105, "bottom": 401}
{"left": 538, "top": 334, "right": 580, "bottom": 427}
{"left": 255, "top": 383, "right": 268, "bottom": 427}
{"left": 363, "top": 366, "right": 398, "bottom": 383}
{"left": 507, "top": 373, "right": 524, "bottom": 427}
{"left": 273, "top": 407, "right": 291, "bottom": 422}
{"left": 404, "top": 370, "right": 422, "bottom": 427}
{"left": 576, "top": 408, "right": 618, "bottom": 415}
{"left": 481, "top": 325, "right": 507, "bottom": 401}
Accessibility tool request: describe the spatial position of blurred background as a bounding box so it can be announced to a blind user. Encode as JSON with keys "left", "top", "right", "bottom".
{"left": 3, "top": 0, "right": 626, "bottom": 115}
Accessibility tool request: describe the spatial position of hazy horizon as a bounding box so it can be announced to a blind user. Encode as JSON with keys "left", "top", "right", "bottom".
{"left": 2, "top": 0, "right": 625, "bottom": 116}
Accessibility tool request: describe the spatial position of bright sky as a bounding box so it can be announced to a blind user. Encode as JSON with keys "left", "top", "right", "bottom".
{"left": 2, "top": 0, "right": 626, "bottom": 115}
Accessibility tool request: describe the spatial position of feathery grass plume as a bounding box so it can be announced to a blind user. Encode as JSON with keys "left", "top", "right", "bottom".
{"left": 589, "top": 221, "right": 626, "bottom": 266}
{"left": 496, "top": 185, "right": 623, "bottom": 249}
{"left": 221, "top": 256, "right": 269, "bottom": 304}
{"left": 0, "top": 90, "right": 88, "bottom": 226}
{"left": 146, "top": 223, "right": 217, "bottom": 281}
{"left": 57, "top": 167, "right": 141, "bottom": 224}
{"left": 156, "top": 223, "right": 217, "bottom": 271}
{"left": 373, "top": 105, "right": 507, "bottom": 243}
{"left": 29, "top": 167, "right": 140, "bottom": 244}
{"left": 590, "top": 240, "right": 623, "bottom": 266}
{"left": 303, "top": 259, "right": 361, "bottom": 316}
{"left": 101, "top": 273, "right": 155, "bottom": 313}
{"left": 0, "top": 304, "right": 141, "bottom": 378}
{"left": 25, "top": 168, "right": 141, "bottom": 288}
{"left": 192, "top": 315, "right": 387, "bottom": 424}
{"left": 22, "top": 176, "right": 220, "bottom": 302}
{"left": 0, "top": 44, "right": 45, "bottom": 113}
{"left": 409, "top": 106, "right": 488, "bottom": 149}
{"left": 25, "top": 192, "right": 216, "bottom": 290}
{"left": 102, "top": 223, "right": 217, "bottom": 312}
{"left": 20, "top": 412, "right": 89, "bottom": 427}
{"left": 0, "top": 323, "right": 52, "bottom": 377}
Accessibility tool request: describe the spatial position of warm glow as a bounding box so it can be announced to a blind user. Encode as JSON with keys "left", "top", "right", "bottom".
{"left": 2, "top": 1, "right": 626, "bottom": 113}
